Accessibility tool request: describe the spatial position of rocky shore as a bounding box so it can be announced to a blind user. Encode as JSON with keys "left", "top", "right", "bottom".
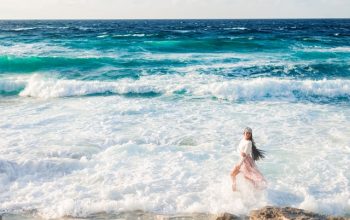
{"left": 0, "top": 206, "right": 349, "bottom": 220}
{"left": 219, "top": 206, "right": 349, "bottom": 220}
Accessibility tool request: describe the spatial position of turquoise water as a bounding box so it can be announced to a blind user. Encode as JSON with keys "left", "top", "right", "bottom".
{"left": 0, "top": 19, "right": 350, "bottom": 218}
{"left": 1, "top": 19, "right": 350, "bottom": 100}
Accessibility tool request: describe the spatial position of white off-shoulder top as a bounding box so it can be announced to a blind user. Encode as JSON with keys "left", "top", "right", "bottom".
{"left": 237, "top": 138, "right": 252, "bottom": 158}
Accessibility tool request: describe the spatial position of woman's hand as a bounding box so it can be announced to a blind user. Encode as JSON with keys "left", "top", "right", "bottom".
{"left": 241, "top": 152, "right": 247, "bottom": 157}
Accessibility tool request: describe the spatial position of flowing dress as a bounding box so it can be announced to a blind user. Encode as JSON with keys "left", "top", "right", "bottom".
{"left": 235, "top": 138, "right": 267, "bottom": 189}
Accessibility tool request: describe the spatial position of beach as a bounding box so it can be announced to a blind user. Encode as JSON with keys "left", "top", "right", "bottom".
{"left": 0, "top": 19, "right": 350, "bottom": 219}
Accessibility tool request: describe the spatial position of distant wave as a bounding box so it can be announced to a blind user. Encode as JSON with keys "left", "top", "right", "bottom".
{"left": 12, "top": 27, "right": 38, "bottom": 31}
{"left": 298, "top": 46, "right": 350, "bottom": 53}
{"left": 1, "top": 54, "right": 349, "bottom": 80}
{"left": 222, "top": 27, "right": 248, "bottom": 30}
{"left": 1, "top": 74, "right": 350, "bottom": 102}
{"left": 113, "top": 33, "right": 146, "bottom": 37}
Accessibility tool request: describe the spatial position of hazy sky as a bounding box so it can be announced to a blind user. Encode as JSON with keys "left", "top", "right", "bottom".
{"left": 0, "top": 0, "right": 349, "bottom": 19}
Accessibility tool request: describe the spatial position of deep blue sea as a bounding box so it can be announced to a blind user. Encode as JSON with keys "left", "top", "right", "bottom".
{"left": 0, "top": 19, "right": 350, "bottom": 218}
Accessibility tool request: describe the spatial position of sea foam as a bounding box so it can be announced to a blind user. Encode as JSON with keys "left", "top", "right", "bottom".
{"left": 1, "top": 74, "right": 349, "bottom": 101}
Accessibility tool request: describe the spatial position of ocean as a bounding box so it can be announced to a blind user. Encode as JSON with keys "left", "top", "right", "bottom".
{"left": 0, "top": 19, "right": 349, "bottom": 218}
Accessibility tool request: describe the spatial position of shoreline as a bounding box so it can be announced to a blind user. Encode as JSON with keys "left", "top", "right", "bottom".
{"left": 1, "top": 206, "right": 349, "bottom": 220}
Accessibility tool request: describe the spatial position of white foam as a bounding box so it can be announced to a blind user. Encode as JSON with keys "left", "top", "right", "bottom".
{"left": 172, "top": 30, "right": 195, "bottom": 33}
{"left": 4, "top": 74, "right": 350, "bottom": 100}
{"left": 12, "top": 27, "right": 37, "bottom": 31}
{"left": 17, "top": 74, "right": 161, "bottom": 98}
{"left": 0, "top": 43, "right": 255, "bottom": 61}
{"left": 0, "top": 43, "right": 119, "bottom": 58}
{"left": 97, "top": 34, "right": 109, "bottom": 38}
{"left": 113, "top": 33, "right": 148, "bottom": 37}
{"left": 0, "top": 76, "right": 27, "bottom": 93}
{"left": 1, "top": 91, "right": 350, "bottom": 218}
{"left": 223, "top": 27, "right": 248, "bottom": 30}
{"left": 194, "top": 78, "right": 350, "bottom": 101}
{"left": 298, "top": 46, "right": 350, "bottom": 53}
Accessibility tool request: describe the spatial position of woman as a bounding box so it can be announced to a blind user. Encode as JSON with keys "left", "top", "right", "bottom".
{"left": 230, "top": 127, "right": 267, "bottom": 191}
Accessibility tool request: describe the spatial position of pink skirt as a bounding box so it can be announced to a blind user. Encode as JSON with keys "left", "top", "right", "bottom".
{"left": 237, "top": 155, "right": 267, "bottom": 189}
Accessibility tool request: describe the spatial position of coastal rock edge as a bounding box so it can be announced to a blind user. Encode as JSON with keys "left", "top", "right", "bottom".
{"left": 245, "top": 206, "right": 348, "bottom": 220}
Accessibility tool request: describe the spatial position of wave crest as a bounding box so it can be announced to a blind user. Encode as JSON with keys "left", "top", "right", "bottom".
{"left": 1, "top": 74, "right": 350, "bottom": 101}
{"left": 194, "top": 78, "right": 350, "bottom": 101}
{"left": 16, "top": 74, "right": 161, "bottom": 98}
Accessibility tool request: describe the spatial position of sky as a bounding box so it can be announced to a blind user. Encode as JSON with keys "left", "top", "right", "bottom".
{"left": 0, "top": 0, "right": 349, "bottom": 19}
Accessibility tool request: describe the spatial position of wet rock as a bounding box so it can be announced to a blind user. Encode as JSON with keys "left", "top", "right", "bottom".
{"left": 249, "top": 206, "right": 348, "bottom": 220}
{"left": 326, "top": 217, "right": 348, "bottom": 220}
{"left": 216, "top": 212, "right": 243, "bottom": 220}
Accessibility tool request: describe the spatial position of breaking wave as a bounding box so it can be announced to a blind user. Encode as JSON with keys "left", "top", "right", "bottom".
{"left": 1, "top": 74, "right": 350, "bottom": 102}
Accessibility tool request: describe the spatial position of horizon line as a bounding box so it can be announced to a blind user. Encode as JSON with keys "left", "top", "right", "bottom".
{"left": 1, "top": 18, "right": 350, "bottom": 21}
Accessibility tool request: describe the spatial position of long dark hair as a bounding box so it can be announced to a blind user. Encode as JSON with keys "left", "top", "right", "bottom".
{"left": 248, "top": 134, "right": 265, "bottom": 161}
